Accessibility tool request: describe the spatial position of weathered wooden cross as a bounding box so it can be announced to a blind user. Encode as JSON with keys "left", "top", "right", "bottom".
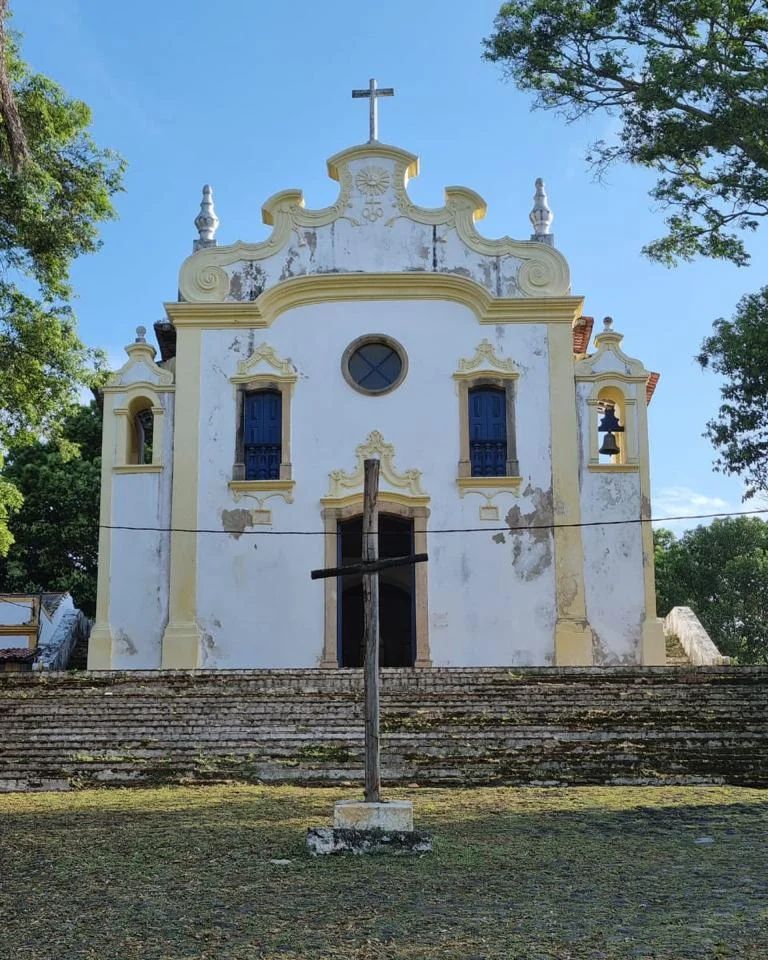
{"left": 351, "top": 78, "right": 395, "bottom": 143}
{"left": 311, "top": 459, "right": 427, "bottom": 802}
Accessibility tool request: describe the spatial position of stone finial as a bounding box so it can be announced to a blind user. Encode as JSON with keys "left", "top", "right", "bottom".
{"left": 530, "top": 177, "right": 554, "bottom": 246}
{"left": 135, "top": 325, "right": 147, "bottom": 343}
{"left": 194, "top": 184, "right": 219, "bottom": 251}
{"left": 603, "top": 316, "right": 613, "bottom": 331}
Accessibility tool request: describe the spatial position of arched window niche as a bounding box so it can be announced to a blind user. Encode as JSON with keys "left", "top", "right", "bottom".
{"left": 113, "top": 391, "right": 165, "bottom": 472}
{"left": 586, "top": 381, "right": 639, "bottom": 470}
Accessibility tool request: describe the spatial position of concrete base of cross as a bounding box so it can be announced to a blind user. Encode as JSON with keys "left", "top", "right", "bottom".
{"left": 306, "top": 799, "right": 432, "bottom": 856}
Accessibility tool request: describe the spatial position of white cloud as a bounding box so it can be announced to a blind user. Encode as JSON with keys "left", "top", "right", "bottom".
{"left": 653, "top": 486, "right": 735, "bottom": 535}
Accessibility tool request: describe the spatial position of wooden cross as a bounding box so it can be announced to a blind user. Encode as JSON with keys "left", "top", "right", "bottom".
{"left": 351, "top": 78, "right": 395, "bottom": 143}
{"left": 311, "top": 459, "right": 427, "bottom": 802}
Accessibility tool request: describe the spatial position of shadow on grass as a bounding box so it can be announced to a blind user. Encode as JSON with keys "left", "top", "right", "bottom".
{"left": 1, "top": 785, "right": 767, "bottom": 960}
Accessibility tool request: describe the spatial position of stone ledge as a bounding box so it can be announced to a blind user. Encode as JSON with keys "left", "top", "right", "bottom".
{"left": 306, "top": 827, "right": 432, "bottom": 856}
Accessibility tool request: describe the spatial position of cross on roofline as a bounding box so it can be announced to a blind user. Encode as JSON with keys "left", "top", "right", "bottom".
{"left": 352, "top": 78, "right": 395, "bottom": 143}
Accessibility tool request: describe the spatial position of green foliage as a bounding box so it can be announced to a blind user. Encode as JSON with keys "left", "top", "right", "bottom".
{"left": 0, "top": 22, "right": 123, "bottom": 554}
{"left": 484, "top": 1, "right": 768, "bottom": 266}
{"left": 697, "top": 287, "right": 768, "bottom": 497}
{"left": 654, "top": 518, "right": 768, "bottom": 663}
{"left": 0, "top": 403, "right": 101, "bottom": 615}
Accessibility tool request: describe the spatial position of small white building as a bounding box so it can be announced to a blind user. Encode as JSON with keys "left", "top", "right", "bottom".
{"left": 90, "top": 137, "right": 664, "bottom": 670}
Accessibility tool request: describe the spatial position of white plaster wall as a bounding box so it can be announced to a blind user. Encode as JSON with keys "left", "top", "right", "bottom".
{"left": 576, "top": 381, "right": 646, "bottom": 663}
{"left": 107, "top": 394, "right": 174, "bottom": 669}
{"left": 194, "top": 299, "right": 557, "bottom": 667}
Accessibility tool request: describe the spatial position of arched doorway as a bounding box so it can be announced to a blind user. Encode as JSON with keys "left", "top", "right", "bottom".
{"left": 337, "top": 514, "right": 415, "bottom": 667}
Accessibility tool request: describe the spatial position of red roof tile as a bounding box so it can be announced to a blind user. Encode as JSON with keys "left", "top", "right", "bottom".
{"left": 573, "top": 316, "right": 594, "bottom": 354}
{"left": 0, "top": 647, "right": 35, "bottom": 662}
{"left": 646, "top": 372, "right": 661, "bottom": 404}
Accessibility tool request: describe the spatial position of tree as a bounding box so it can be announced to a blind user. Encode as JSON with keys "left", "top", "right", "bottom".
{"left": 697, "top": 289, "right": 768, "bottom": 498}
{"left": 484, "top": 1, "right": 768, "bottom": 493}
{"left": 0, "top": 9, "right": 124, "bottom": 552}
{"left": 0, "top": 403, "right": 101, "bottom": 616}
{"left": 484, "top": 1, "right": 768, "bottom": 265}
{"left": 654, "top": 518, "right": 768, "bottom": 663}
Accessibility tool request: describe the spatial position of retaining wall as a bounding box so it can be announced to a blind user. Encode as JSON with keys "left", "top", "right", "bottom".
{"left": 1, "top": 667, "right": 766, "bottom": 792}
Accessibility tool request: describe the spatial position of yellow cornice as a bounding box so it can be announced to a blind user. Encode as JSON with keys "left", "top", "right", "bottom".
{"left": 166, "top": 274, "right": 584, "bottom": 329}
{"left": 326, "top": 142, "right": 419, "bottom": 182}
{"left": 320, "top": 492, "right": 431, "bottom": 510}
{"left": 457, "top": 476, "right": 523, "bottom": 492}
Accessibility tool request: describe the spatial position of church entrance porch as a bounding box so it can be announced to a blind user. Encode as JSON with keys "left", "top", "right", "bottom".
{"left": 338, "top": 515, "right": 414, "bottom": 667}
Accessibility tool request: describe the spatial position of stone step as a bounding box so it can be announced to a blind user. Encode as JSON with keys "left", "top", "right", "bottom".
{"left": 1, "top": 666, "right": 766, "bottom": 791}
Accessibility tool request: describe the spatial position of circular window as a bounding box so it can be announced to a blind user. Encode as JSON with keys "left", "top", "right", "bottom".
{"left": 342, "top": 335, "right": 408, "bottom": 395}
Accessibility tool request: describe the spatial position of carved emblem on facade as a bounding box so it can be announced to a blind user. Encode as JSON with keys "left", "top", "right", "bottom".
{"left": 355, "top": 165, "right": 390, "bottom": 223}
{"left": 355, "top": 166, "right": 390, "bottom": 197}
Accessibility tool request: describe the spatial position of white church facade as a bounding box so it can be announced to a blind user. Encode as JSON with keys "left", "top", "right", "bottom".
{"left": 89, "top": 136, "right": 665, "bottom": 671}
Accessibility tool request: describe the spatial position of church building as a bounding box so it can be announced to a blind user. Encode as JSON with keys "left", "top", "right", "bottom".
{"left": 89, "top": 96, "right": 665, "bottom": 671}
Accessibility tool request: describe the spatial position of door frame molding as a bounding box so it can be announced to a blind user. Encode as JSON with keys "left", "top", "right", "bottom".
{"left": 319, "top": 495, "right": 431, "bottom": 668}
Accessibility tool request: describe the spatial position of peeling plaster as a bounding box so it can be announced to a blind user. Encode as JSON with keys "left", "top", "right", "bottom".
{"left": 506, "top": 487, "right": 554, "bottom": 581}
{"left": 221, "top": 508, "right": 252, "bottom": 539}
{"left": 115, "top": 630, "right": 137, "bottom": 657}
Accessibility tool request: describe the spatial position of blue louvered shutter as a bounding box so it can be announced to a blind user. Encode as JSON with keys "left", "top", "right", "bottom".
{"left": 244, "top": 391, "right": 282, "bottom": 480}
{"left": 469, "top": 387, "right": 507, "bottom": 477}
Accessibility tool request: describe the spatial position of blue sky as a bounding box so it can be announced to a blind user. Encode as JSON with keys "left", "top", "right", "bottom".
{"left": 15, "top": 0, "right": 768, "bottom": 530}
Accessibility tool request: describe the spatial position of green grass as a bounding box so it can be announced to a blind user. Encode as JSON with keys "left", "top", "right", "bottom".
{"left": 1, "top": 785, "right": 767, "bottom": 959}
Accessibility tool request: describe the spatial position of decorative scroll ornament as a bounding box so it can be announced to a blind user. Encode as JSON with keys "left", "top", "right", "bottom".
{"left": 455, "top": 339, "right": 517, "bottom": 376}
{"left": 234, "top": 343, "right": 297, "bottom": 381}
{"left": 325, "top": 430, "right": 427, "bottom": 500}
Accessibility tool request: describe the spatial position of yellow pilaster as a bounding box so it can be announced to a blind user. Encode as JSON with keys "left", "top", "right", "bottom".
{"left": 161, "top": 326, "right": 202, "bottom": 668}
{"left": 636, "top": 394, "right": 666, "bottom": 664}
{"left": 88, "top": 393, "right": 117, "bottom": 669}
{"left": 547, "top": 323, "right": 593, "bottom": 665}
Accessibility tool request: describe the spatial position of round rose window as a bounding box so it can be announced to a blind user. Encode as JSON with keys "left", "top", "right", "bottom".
{"left": 342, "top": 335, "right": 408, "bottom": 395}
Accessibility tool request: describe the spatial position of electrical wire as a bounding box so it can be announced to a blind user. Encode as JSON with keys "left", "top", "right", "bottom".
{"left": 98, "top": 506, "right": 768, "bottom": 536}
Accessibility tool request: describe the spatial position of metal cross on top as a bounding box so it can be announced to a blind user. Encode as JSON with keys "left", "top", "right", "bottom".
{"left": 352, "top": 78, "right": 395, "bottom": 143}
{"left": 311, "top": 460, "right": 428, "bottom": 802}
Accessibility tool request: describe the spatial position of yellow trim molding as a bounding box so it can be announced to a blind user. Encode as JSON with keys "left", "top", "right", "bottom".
{"left": 229, "top": 479, "right": 295, "bottom": 501}
{"left": 457, "top": 476, "right": 522, "bottom": 493}
{"left": 89, "top": 391, "right": 116, "bottom": 668}
{"left": 548, "top": 322, "right": 592, "bottom": 665}
{"left": 161, "top": 326, "right": 202, "bottom": 668}
{"left": 113, "top": 464, "right": 164, "bottom": 474}
{"left": 167, "top": 275, "right": 584, "bottom": 329}
{"left": 587, "top": 464, "right": 640, "bottom": 474}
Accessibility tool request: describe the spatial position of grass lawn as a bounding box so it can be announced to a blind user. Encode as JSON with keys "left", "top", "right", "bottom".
{"left": 1, "top": 785, "right": 767, "bottom": 960}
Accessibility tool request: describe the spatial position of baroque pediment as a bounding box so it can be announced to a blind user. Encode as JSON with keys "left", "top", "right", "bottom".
{"left": 179, "top": 142, "right": 570, "bottom": 304}
{"left": 324, "top": 431, "right": 428, "bottom": 503}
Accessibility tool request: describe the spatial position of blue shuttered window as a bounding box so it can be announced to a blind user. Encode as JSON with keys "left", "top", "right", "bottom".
{"left": 244, "top": 390, "right": 282, "bottom": 480}
{"left": 469, "top": 387, "right": 507, "bottom": 477}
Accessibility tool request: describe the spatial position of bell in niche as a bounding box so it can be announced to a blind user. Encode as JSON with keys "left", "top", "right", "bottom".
{"left": 598, "top": 403, "right": 624, "bottom": 458}
{"left": 598, "top": 404, "right": 624, "bottom": 434}
{"left": 599, "top": 431, "right": 621, "bottom": 457}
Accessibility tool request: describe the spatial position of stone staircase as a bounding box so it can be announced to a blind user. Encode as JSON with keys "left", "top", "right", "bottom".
{"left": 1, "top": 666, "right": 766, "bottom": 792}
{"left": 665, "top": 634, "right": 692, "bottom": 666}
